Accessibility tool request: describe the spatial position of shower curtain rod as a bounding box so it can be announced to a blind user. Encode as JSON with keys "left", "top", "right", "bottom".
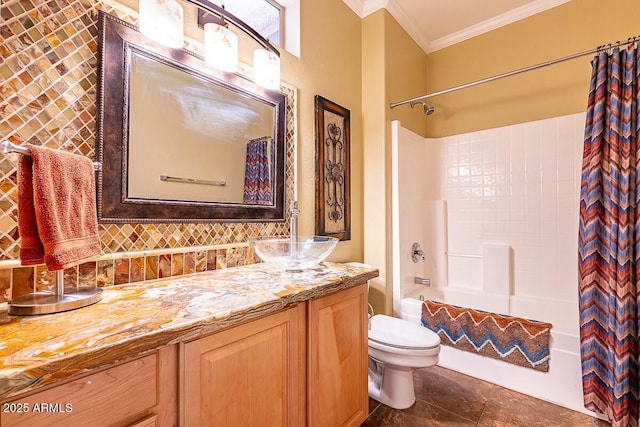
{"left": 389, "top": 34, "right": 640, "bottom": 109}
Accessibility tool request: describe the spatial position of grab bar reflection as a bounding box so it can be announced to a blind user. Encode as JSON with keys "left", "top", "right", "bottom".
{"left": 160, "top": 174, "right": 226, "bottom": 186}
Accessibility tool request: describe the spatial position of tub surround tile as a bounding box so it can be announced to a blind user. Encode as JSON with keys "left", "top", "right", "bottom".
{"left": 435, "top": 114, "right": 586, "bottom": 330}
{"left": 0, "top": 262, "right": 378, "bottom": 400}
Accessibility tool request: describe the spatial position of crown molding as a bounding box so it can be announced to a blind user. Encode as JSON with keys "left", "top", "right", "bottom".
{"left": 342, "top": 0, "right": 389, "bottom": 18}
{"left": 384, "top": 0, "right": 430, "bottom": 52}
{"left": 343, "top": 0, "right": 572, "bottom": 53}
{"left": 361, "top": 0, "right": 388, "bottom": 16}
{"left": 426, "top": 0, "right": 571, "bottom": 53}
{"left": 342, "top": 0, "right": 365, "bottom": 16}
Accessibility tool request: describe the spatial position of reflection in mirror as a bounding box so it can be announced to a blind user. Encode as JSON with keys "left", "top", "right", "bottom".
{"left": 97, "top": 11, "right": 286, "bottom": 223}
{"left": 128, "top": 53, "right": 274, "bottom": 204}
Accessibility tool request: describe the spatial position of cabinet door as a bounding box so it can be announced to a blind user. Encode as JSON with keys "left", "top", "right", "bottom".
{"left": 1, "top": 345, "right": 178, "bottom": 427}
{"left": 308, "top": 283, "right": 368, "bottom": 427}
{"left": 183, "top": 304, "right": 305, "bottom": 427}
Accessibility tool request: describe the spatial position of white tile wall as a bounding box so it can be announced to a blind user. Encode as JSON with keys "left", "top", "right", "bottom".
{"left": 433, "top": 113, "right": 585, "bottom": 331}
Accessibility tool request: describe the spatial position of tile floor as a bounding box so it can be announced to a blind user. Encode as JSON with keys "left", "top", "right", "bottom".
{"left": 362, "top": 366, "right": 612, "bottom": 426}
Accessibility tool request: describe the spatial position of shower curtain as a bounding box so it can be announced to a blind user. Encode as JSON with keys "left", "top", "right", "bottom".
{"left": 579, "top": 44, "right": 640, "bottom": 427}
{"left": 243, "top": 137, "right": 273, "bottom": 205}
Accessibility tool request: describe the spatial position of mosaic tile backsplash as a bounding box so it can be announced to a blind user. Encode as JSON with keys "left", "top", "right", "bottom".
{"left": 0, "top": 0, "right": 297, "bottom": 302}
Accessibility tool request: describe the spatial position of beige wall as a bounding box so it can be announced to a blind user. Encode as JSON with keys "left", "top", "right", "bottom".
{"left": 425, "top": 0, "right": 640, "bottom": 137}
{"left": 385, "top": 13, "right": 428, "bottom": 138}
{"left": 361, "top": 11, "right": 428, "bottom": 314}
{"left": 362, "top": 11, "right": 388, "bottom": 313}
{"left": 282, "top": 0, "right": 365, "bottom": 263}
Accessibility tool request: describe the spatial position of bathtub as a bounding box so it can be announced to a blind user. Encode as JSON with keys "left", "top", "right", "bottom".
{"left": 394, "top": 287, "right": 599, "bottom": 418}
{"left": 397, "top": 287, "right": 442, "bottom": 325}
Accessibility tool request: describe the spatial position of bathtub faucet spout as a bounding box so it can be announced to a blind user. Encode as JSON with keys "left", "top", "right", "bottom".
{"left": 414, "top": 277, "right": 431, "bottom": 286}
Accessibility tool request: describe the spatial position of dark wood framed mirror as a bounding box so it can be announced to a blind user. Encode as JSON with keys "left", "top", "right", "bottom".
{"left": 96, "top": 11, "right": 286, "bottom": 223}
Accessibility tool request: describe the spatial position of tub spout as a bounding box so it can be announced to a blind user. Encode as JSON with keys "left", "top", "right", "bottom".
{"left": 414, "top": 277, "right": 431, "bottom": 286}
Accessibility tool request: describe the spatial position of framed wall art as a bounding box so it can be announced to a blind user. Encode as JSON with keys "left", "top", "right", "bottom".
{"left": 314, "top": 95, "right": 351, "bottom": 241}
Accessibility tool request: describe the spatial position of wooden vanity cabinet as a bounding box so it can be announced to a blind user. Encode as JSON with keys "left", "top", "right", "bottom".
{"left": 181, "top": 282, "right": 369, "bottom": 427}
{"left": 308, "top": 283, "right": 369, "bottom": 427}
{"left": 182, "top": 304, "right": 307, "bottom": 427}
{"left": 1, "top": 282, "right": 369, "bottom": 427}
{"left": 0, "top": 345, "right": 178, "bottom": 427}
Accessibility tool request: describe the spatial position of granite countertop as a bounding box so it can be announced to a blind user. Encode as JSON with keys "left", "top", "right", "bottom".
{"left": 0, "top": 261, "right": 378, "bottom": 400}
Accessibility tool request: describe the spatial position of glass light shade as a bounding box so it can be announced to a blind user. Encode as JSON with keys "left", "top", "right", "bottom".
{"left": 204, "top": 23, "right": 238, "bottom": 73}
{"left": 139, "top": 0, "right": 184, "bottom": 49}
{"left": 253, "top": 48, "right": 280, "bottom": 90}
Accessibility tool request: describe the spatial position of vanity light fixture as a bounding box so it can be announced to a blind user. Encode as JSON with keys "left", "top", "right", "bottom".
{"left": 138, "top": 0, "right": 281, "bottom": 90}
{"left": 253, "top": 48, "right": 281, "bottom": 90}
{"left": 139, "top": 0, "right": 184, "bottom": 49}
{"left": 204, "top": 19, "right": 238, "bottom": 73}
{"left": 195, "top": 1, "right": 281, "bottom": 90}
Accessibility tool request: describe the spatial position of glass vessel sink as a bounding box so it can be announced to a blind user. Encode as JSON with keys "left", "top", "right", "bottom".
{"left": 250, "top": 236, "right": 339, "bottom": 272}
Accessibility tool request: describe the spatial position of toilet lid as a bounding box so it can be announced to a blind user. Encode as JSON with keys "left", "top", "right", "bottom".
{"left": 369, "top": 314, "right": 440, "bottom": 350}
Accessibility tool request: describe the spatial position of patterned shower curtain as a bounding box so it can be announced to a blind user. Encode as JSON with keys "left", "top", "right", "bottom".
{"left": 243, "top": 137, "right": 273, "bottom": 205}
{"left": 579, "top": 44, "right": 640, "bottom": 427}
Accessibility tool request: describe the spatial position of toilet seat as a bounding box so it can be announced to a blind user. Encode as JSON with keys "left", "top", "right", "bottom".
{"left": 369, "top": 314, "right": 440, "bottom": 354}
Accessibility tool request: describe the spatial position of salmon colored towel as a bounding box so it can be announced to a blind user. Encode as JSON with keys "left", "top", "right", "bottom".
{"left": 17, "top": 144, "right": 102, "bottom": 271}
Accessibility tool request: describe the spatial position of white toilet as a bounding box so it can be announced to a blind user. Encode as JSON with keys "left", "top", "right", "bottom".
{"left": 367, "top": 314, "right": 441, "bottom": 409}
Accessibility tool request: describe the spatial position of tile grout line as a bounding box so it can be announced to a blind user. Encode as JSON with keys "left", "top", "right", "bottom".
{"left": 475, "top": 402, "right": 488, "bottom": 427}
{"left": 415, "top": 396, "right": 480, "bottom": 425}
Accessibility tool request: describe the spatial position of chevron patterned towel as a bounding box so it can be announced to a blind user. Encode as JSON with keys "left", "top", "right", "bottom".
{"left": 421, "top": 301, "right": 552, "bottom": 372}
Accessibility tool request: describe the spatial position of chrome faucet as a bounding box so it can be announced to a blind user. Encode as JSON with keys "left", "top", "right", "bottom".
{"left": 290, "top": 200, "right": 299, "bottom": 258}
